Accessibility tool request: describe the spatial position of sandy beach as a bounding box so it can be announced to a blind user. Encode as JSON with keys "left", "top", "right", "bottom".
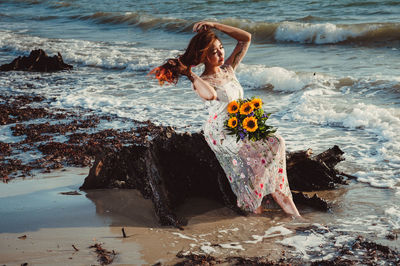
{"left": 0, "top": 167, "right": 299, "bottom": 265}
{"left": 1, "top": 167, "right": 399, "bottom": 265}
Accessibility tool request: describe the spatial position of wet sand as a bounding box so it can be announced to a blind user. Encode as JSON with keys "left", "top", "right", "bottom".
{"left": 1, "top": 167, "right": 399, "bottom": 265}
{"left": 0, "top": 168, "right": 305, "bottom": 265}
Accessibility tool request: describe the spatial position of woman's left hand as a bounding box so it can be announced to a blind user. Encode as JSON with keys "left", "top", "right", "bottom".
{"left": 193, "top": 21, "right": 215, "bottom": 32}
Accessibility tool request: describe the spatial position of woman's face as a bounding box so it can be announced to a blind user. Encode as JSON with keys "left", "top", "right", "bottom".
{"left": 206, "top": 39, "right": 225, "bottom": 67}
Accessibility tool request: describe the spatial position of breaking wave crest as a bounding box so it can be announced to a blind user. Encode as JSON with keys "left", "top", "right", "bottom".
{"left": 71, "top": 13, "right": 400, "bottom": 47}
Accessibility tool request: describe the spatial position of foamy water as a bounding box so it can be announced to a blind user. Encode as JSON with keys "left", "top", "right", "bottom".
{"left": 1, "top": 0, "right": 400, "bottom": 260}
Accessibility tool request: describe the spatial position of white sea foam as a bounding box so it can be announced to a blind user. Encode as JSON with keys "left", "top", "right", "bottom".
{"left": 385, "top": 206, "right": 400, "bottom": 229}
{"left": 237, "top": 65, "right": 308, "bottom": 91}
{"left": 291, "top": 90, "right": 400, "bottom": 134}
{"left": 275, "top": 22, "right": 362, "bottom": 44}
{"left": 335, "top": 215, "right": 393, "bottom": 238}
{"left": 172, "top": 232, "right": 198, "bottom": 242}
{"left": 218, "top": 228, "right": 239, "bottom": 234}
{"left": 236, "top": 63, "right": 339, "bottom": 93}
{"left": 277, "top": 233, "right": 326, "bottom": 260}
{"left": 356, "top": 171, "right": 399, "bottom": 188}
{"left": 244, "top": 225, "right": 293, "bottom": 244}
{"left": 284, "top": 84, "right": 400, "bottom": 187}
{"left": 200, "top": 245, "right": 216, "bottom": 254}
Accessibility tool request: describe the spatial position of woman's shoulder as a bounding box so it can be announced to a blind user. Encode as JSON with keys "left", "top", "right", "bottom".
{"left": 222, "top": 64, "right": 234, "bottom": 72}
{"left": 202, "top": 65, "right": 237, "bottom": 89}
{"left": 200, "top": 65, "right": 234, "bottom": 88}
{"left": 201, "top": 64, "right": 234, "bottom": 78}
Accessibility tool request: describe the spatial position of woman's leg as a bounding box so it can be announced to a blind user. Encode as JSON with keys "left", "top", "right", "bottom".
{"left": 271, "top": 191, "right": 301, "bottom": 217}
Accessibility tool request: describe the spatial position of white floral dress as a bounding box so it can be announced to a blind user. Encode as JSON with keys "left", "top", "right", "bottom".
{"left": 199, "top": 65, "right": 293, "bottom": 213}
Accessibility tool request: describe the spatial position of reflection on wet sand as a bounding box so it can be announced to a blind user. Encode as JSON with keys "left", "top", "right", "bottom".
{"left": 85, "top": 188, "right": 249, "bottom": 228}
{"left": 85, "top": 189, "right": 159, "bottom": 228}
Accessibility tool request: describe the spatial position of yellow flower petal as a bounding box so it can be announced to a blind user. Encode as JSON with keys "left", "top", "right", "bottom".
{"left": 228, "top": 117, "right": 238, "bottom": 128}
{"left": 239, "top": 102, "right": 254, "bottom": 115}
{"left": 251, "top": 98, "right": 262, "bottom": 109}
{"left": 243, "top": 116, "right": 258, "bottom": 132}
{"left": 227, "top": 101, "right": 239, "bottom": 114}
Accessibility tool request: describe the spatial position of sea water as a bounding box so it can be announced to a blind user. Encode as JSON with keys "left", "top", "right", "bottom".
{"left": 0, "top": 0, "right": 399, "bottom": 260}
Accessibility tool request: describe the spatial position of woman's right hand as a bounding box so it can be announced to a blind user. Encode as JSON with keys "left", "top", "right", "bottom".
{"left": 193, "top": 21, "right": 215, "bottom": 32}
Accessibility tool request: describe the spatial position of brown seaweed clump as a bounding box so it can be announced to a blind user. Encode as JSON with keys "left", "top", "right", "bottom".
{"left": 0, "top": 93, "right": 160, "bottom": 180}
{"left": 89, "top": 243, "right": 117, "bottom": 265}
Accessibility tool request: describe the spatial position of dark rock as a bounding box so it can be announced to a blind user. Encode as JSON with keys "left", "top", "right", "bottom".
{"left": 81, "top": 126, "right": 347, "bottom": 228}
{"left": 292, "top": 192, "right": 329, "bottom": 211}
{"left": 0, "top": 49, "right": 72, "bottom": 72}
{"left": 286, "top": 145, "right": 346, "bottom": 191}
{"left": 81, "top": 128, "right": 243, "bottom": 229}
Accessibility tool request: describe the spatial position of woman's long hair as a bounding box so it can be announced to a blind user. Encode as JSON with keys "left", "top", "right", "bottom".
{"left": 149, "top": 30, "right": 220, "bottom": 85}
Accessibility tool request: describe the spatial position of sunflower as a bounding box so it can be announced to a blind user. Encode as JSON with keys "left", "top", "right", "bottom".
{"left": 239, "top": 102, "right": 254, "bottom": 115}
{"left": 251, "top": 98, "right": 262, "bottom": 109}
{"left": 228, "top": 117, "right": 238, "bottom": 128}
{"left": 243, "top": 116, "right": 258, "bottom": 132}
{"left": 227, "top": 101, "right": 239, "bottom": 114}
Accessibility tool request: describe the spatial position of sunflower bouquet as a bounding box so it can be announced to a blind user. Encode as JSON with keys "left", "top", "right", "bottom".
{"left": 225, "top": 97, "right": 277, "bottom": 142}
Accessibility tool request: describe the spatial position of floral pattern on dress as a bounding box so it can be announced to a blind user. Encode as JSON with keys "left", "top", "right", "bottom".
{"left": 200, "top": 65, "right": 293, "bottom": 213}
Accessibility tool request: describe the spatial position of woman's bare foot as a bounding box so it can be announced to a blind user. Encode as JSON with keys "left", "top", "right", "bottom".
{"left": 254, "top": 205, "right": 263, "bottom": 214}
{"left": 291, "top": 215, "right": 308, "bottom": 222}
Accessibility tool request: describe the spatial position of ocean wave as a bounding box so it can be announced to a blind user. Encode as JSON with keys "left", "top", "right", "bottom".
{"left": 293, "top": 15, "right": 327, "bottom": 22}
{"left": 287, "top": 85, "right": 400, "bottom": 180}
{"left": 72, "top": 12, "right": 400, "bottom": 47}
{"left": 235, "top": 64, "right": 400, "bottom": 96}
{"left": 282, "top": 83, "right": 400, "bottom": 187}
{"left": 274, "top": 21, "right": 400, "bottom": 46}
{"left": 341, "top": 1, "right": 400, "bottom": 7}
{"left": 72, "top": 12, "right": 193, "bottom": 32}
{"left": 236, "top": 64, "right": 335, "bottom": 92}
{"left": 0, "top": 30, "right": 179, "bottom": 71}
{"left": 240, "top": 19, "right": 400, "bottom": 46}
{"left": 293, "top": 91, "right": 400, "bottom": 139}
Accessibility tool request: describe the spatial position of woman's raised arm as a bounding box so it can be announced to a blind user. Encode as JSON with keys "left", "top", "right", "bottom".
{"left": 193, "top": 21, "right": 251, "bottom": 70}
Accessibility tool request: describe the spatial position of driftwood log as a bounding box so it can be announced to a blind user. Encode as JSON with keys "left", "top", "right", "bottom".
{"left": 0, "top": 49, "right": 72, "bottom": 72}
{"left": 81, "top": 126, "right": 347, "bottom": 229}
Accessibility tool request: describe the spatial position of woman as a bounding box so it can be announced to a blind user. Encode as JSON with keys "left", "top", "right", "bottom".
{"left": 150, "top": 21, "right": 300, "bottom": 217}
